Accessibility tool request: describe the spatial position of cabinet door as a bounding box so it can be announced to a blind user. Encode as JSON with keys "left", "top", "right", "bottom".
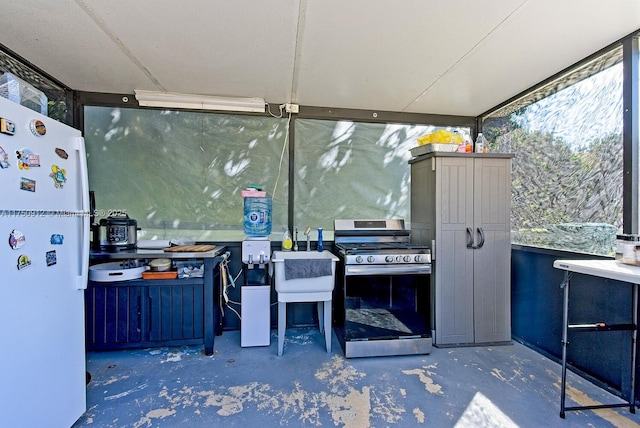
{"left": 434, "top": 156, "right": 475, "bottom": 345}
{"left": 85, "top": 282, "right": 143, "bottom": 349}
{"left": 148, "top": 283, "right": 205, "bottom": 342}
{"left": 473, "top": 157, "right": 511, "bottom": 343}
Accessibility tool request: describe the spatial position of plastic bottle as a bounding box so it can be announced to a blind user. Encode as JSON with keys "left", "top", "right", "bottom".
{"left": 475, "top": 133, "right": 487, "bottom": 153}
{"left": 620, "top": 234, "right": 640, "bottom": 265}
{"left": 616, "top": 234, "right": 628, "bottom": 260}
{"left": 243, "top": 197, "right": 272, "bottom": 237}
{"left": 463, "top": 134, "right": 473, "bottom": 153}
{"left": 317, "top": 228, "right": 323, "bottom": 252}
{"left": 282, "top": 228, "right": 293, "bottom": 251}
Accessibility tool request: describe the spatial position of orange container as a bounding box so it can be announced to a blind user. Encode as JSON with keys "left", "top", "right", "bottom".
{"left": 142, "top": 271, "right": 178, "bottom": 280}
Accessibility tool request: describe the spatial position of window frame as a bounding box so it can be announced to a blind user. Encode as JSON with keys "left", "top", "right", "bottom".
{"left": 481, "top": 29, "right": 640, "bottom": 241}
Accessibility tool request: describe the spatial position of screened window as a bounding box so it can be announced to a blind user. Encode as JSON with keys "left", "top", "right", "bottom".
{"left": 484, "top": 55, "right": 624, "bottom": 256}
{"left": 84, "top": 106, "right": 289, "bottom": 241}
{"left": 294, "top": 119, "right": 470, "bottom": 237}
{"left": 0, "top": 49, "right": 71, "bottom": 125}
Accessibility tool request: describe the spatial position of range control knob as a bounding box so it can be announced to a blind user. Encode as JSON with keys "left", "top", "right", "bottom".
{"left": 414, "top": 255, "right": 423, "bottom": 262}
{"left": 385, "top": 255, "right": 394, "bottom": 263}
{"left": 355, "top": 256, "right": 363, "bottom": 264}
{"left": 367, "top": 255, "right": 376, "bottom": 263}
{"left": 396, "top": 255, "right": 403, "bottom": 262}
{"left": 403, "top": 255, "right": 412, "bottom": 262}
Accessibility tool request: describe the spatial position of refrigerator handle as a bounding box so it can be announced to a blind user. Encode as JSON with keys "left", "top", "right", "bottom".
{"left": 76, "top": 137, "right": 90, "bottom": 290}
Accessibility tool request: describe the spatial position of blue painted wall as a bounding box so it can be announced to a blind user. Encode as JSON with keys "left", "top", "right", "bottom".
{"left": 512, "top": 246, "right": 634, "bottom": 399}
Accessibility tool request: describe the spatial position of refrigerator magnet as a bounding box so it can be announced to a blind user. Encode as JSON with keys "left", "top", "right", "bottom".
{"left": 0, "top": 118, "right": 15, "bottom": 135}
{"left": 19, "top": 177, "right": 36, "bottom": 192}
{"left": 49, "top": 165, "right": 67, "bottom": 188}
{"left": 54, "top": 147, "right": 69, "bottom": 159}
{"left": 0, "top": 145, "right": 9, "bottom": 169}
{"left": 9, "top": 229, "right": 26, "bottom": 249}
{"left": 17, "top": 254, "right": 31, "bottom": 270}
{"left": 29, "top": 119, "right": 46, "bottom": 136}
{"left": 50, "top": 234, "right": 64, "bottom": 245}
{"left": 16, "top": 149, "right": 40, "bottom": 169}
{"left": 46, "top": 250, "right": 57, "bottom": 266}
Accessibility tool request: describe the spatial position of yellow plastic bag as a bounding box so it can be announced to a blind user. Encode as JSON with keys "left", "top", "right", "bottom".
{"left": 417, "top": 130, "right": 463, "bottom": 146}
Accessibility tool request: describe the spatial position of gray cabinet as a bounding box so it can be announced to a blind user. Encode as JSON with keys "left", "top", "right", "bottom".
{"left": 410, "top": 153, "right": 512, "bottom": 346}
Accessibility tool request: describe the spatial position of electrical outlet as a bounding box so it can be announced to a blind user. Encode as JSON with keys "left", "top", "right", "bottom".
{"left": 285, "top": 103, "right": 299, "bottom": 113}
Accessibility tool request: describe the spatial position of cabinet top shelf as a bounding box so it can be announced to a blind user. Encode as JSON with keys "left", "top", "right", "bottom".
{"left": 409, "top": 152, "right": 514, "bottom": 164}
{"left": 90, "top": 246, "right": 226, "bottom": 260}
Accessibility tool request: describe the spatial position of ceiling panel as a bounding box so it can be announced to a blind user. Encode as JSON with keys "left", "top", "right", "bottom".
{"left": 0, "top": 0, "right": 154, "bottom": 93}
{"left": 296, "top": 0, "right": 526, "bottom": 113}
{"left": 0, "top": 0, "right": 637, "bottom": 117}
{"left": 82, "top": 0, "right": 300, "bottom": 102}
{"left": 410, "top": 0, "right": 640, "bottom": 116}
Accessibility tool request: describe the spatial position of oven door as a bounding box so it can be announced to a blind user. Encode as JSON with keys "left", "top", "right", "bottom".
{"left": 334, "top": 267, "right": 432, "bottom": 357}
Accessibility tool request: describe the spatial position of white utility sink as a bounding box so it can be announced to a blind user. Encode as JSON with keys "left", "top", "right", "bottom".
{"left": 271, "top": 250, "right": 339, "bottom": 294}
{"left": 271, "top": 250, "right": 339, "bottom": 356}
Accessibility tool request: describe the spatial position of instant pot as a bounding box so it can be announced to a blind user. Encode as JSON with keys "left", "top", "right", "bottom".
{"left": 97, "top": 214, "right": 138, "bottom": 251}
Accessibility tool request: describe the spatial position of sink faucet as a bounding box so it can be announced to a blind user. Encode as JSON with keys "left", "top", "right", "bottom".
{"left": 304, "top": 226, "right": 311, "bottom": 251}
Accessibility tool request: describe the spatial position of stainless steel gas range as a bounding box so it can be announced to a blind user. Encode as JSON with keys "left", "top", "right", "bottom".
{"left": 333, "top": 219, "right": 432, "bottom": 358}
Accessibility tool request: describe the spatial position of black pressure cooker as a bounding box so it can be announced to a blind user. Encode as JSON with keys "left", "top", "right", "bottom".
{"left": 97, "top": 214, "right": 138, "bottom": 251}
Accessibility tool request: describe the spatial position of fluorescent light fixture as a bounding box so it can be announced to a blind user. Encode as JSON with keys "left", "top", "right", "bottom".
{"left": 134, "top": 90, "right": 265, "bottom": 113}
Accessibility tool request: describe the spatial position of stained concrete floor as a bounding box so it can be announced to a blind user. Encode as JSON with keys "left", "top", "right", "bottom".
{"left": 73, "top": 328, "right": 640, "bottom": 428}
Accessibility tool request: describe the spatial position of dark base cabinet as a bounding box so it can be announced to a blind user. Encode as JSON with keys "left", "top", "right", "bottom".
{"left": 85, "top": 283, "right": 143, "bottom": 347}
{"left": 148, "top": 282, "right": 205, "bottom": 342}
{"left": 85, "top": 279, "right": 207, "bottom": 351}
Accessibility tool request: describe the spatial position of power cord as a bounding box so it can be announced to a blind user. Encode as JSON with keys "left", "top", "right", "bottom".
{"left": 272, "top": 110, "right": 292, "bottom": 199}
{"left": 220, "top": 259, "right": 243, "bottom": 320}
{"left": 226, "top": 299, "right": 242, "bottom": 321}
{"left": 266, "top": 102, "right": 285, "bottom": 118}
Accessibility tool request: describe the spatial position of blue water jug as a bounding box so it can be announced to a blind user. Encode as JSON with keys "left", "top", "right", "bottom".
{"left": 243, "top": 197, "right": 272, "bottom": 237}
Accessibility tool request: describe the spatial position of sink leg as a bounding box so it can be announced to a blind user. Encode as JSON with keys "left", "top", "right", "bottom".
{"left": 317, "top": 302, "right": 324, "bottom": 333}
{"left": 324, "top": 300, "right": 332, "bottom": 353}
{"left": 278, "top": 301, "right": 286, "bottom": 356}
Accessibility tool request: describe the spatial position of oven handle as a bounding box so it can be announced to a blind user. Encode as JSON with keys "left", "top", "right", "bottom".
{"left": 345, "top": 265, "right": 432, "bottom": 276}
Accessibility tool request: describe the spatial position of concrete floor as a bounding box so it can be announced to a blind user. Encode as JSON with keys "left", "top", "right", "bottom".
{"left": 73, "top": 328, "right": 640, "bottom": 428}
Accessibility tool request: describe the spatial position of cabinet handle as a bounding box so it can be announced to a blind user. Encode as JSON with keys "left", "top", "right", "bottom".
{"left": 136, "top": 294, "right": 143, "bottom": 342}
{"left": 137, "top": 294, "right": 142, "bottom": 332}
{"left": 468, "top": 227, "right": 485, "bottom": 249}
{"left": 466, "top": 227, "right": 474, "bottom": 248}
{"left": 476, "top": 227, "right": 485, "bottom": 249}
{"left": 147, "top": 294, "right": 152, "bottom": 336}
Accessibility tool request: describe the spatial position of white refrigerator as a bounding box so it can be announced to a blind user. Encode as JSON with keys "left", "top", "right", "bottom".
{"left": 0, "top": 95, "right": 88, "bottom": 426}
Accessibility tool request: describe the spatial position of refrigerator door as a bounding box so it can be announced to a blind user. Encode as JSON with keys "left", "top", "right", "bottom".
{"left": 0, "top": 96, "right": 88, "bottom": 426}
{"left": 0, "top": 99, "right": 87, "bottom": 211}
{"left": 0, "top": 216, "right": 87, "bottom": 427}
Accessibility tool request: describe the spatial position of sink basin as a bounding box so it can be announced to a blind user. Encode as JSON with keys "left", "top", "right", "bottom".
{"left": 272, "top": 250, "right": 339, "bottom": 294}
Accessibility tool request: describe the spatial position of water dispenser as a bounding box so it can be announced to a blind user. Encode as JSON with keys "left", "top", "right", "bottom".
{"left": 240, "top": 187, "right": 272, "bottom": 347}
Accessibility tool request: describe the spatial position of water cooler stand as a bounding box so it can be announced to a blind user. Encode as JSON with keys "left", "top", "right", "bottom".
{"left": 240, "top": 238, "right": 271, "bottom": 347}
